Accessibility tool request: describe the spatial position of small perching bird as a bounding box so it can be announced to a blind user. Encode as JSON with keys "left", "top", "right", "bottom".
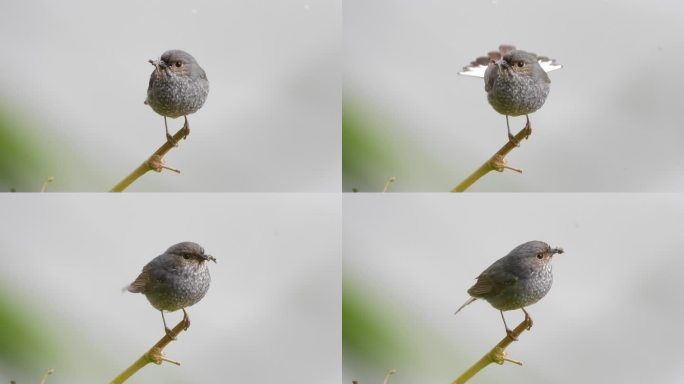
{"left": 455, "top": 240, "right": 564, "bottom": 339}
{"left": 459, "top": 45, "right": 562, "bottom": 142}
{"left": 126, "top": 241, "right": 216, "bottom": 338}
{"left": 145, "top": 50, "right": 209, "bottom": 142}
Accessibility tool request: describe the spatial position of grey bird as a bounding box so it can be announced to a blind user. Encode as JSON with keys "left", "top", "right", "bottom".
{"left": 127, "top": 241, "right": 216, "bottom": 338}
{"left": 455, "top": 241, "right": 564, "bottom": 339}
{"left": 145, "top": 50, "right": 209, "bottom": 142}
{"left": 459, "top": 45, "right": 561, "bottom": 143}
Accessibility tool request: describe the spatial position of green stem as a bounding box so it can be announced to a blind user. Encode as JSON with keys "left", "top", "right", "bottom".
{"left": 451, "top": 124, "right": 531, "bottom": 192}
{"left": 452, "top": 318, "right": 531, "bottom": 384}
{"left": 110, "top": 317, "right": 189, "bottom": 384}
{"left": 109, "top": 125, "right": 188, "bottom": 192}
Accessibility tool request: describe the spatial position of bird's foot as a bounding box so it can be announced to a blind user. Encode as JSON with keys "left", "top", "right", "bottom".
{"left": 164, "top": 327, "right": 177, "bottom": 340}
{"left": 508, "top": 132, "right": 521, "bottom": 147}
{"left": 182, "top": 124, "right": 190, "bottom": 140}
{"left": 182, "top": 309, "right": 191, "bottom": 331}
{"left": 524, "top": 314, "right": 533, "bottom": 330}
{"left": 166, "top": 132, "right": 180, "bottom": 147}
{"left": 505, "top": 328, "right": 519, "bottom": 341}
{"left": 523, "top": 124, "right": 532, "bottom": 140}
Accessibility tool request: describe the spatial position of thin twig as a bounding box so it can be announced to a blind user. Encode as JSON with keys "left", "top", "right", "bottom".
{"left": 110, "top": 317, "right": 189, "bottom": 384}
{"left": 40, "top": 177, "right": 54, "bottom": 192}
{"left": 382, "top": 177, "right": 396, "bottom": 192}
{"left": 452, "top": 318, "right": 531, "bottom": 384}
{"left": 109, "top": 125, "right": 188, "bottom": 192}
{"left": 383, "top": 369, "right": 397, "bottom": 384}
{"left": 451, "top": 123, "right": 531, "bottom": 192}
{"left": 39, "top": 368, "right": 54, "bottom": 384}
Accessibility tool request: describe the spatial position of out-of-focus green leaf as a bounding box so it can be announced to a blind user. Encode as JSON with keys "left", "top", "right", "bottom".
{"left": 0, "top": 105, "right": 55, "bottom": 192}
{"left": 342, "top": 97, "right": 397, "bottom": 192}
{"left": 0, "top": 285, "right": 58, "bottom": 372}
{"left": 342, "top": 279, "right": 411, "bottom": 366}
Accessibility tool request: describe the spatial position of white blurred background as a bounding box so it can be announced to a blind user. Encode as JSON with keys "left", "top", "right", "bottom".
{"left": 343, "top": 0, "right": 684, "bottom": 191}
{"left": 343, "top": 194, "right": 684, "bottom": 383}
{"left": 0, "top": 0, "right": 340, "bottom": 191}
{"left": 0, "top": 194, "right": 341, "bottom": 383}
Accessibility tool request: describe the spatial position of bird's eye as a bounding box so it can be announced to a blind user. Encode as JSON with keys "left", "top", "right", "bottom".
{"left": 183, "top": 253, "right": 190, "bottom": 259}
{"left": 536, "top": 253, "right": 543, "bottom": 259}
{"left": 175, "top": 61, "right": 182, "bottom": 68}
{"left": 517, "top": 61, "right": 524, "bottom": 68}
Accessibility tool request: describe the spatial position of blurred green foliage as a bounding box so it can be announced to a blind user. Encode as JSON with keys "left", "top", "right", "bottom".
{"left": 342, "top": 97, "right": 397, "bottom": 192}
{"left": 0, "top": 284, "right": 58, "bottom": 373}
{"left": 0, "top": 105, "right": 54, "bottom": 192}
{"left": 343, "top": 277, "right": 479, "bottom": 382}
{"left": 343, "top": 95, "right": 461, "bottom": 192}
{"left": 343, "top": 279, "right": 411, "bottom": 367}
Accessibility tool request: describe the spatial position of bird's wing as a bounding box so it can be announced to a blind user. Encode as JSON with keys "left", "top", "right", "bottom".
{"left": 467, "top": 269, "right": 518, "bottom": 298}
{"left": 127, "top": 269, "right": 150, "bottom": 293}
{"left": 537, "top": 56, "right": 563, "bottom": 73}
{"left": 126, "top": 256, "right": 164, "bottom": 293}
{"left": 459, "top": 55, "right": 562, "bottom": 78}
{"left": 458, "top": 56, "right": 491, "bottom": 78}
{"left": 458, "top": 48, "right": 505, "bottom": 78}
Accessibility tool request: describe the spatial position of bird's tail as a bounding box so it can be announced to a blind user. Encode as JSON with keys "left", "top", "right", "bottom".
{"left": 454, "top": 297, "right": 478, "bottom": 315}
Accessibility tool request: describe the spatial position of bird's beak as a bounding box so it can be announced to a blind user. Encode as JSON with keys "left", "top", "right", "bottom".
{"left": 149, "top": 59, "right": 167, "bottom": 69}
{"left": 494, "top": 59, "right": 509, "bottom": 74}
{"left": 550, "top": 247, "right": 564, "bottom": 255}
{"left": 204, "top": 254, "right": 217, "bottom": 263}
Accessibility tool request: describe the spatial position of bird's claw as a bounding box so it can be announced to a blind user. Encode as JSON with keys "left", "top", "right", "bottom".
{"left": 505, "top": 328, "right": 519, "bottom": 341}
{"left": 164, "top": 327, "right": 177, "bottom": 340}
{"left": 508, "top": 133, "right": 520, "bottom": 147}
{"left": 524, "top": 316, "right": 533, "bottom": 330}
{"left": 182, "top": 309, "right": 191, "bottom": 331}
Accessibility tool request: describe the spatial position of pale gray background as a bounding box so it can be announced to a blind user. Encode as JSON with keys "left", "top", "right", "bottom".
{"left": 0, "top": 0, "right": 340, "bottom": 191}
{"left": 0, "top": 194, "right": 341, "bottom": 383}
{"left": 344, "top": 194, "right": 684, "bottom": 383}
{"left": 343, "top": 0, "right": 684, "bottom": 191}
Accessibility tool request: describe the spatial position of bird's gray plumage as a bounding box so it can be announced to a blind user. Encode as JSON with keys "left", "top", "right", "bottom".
{"left": 456, "top": 241, "right": 562, "bottom": 313}
{"left": 455, "top": 241, "right": 564, "bottom": 337}
{"left": 145, "top": 50, "right": 209, "bottom": 119}
{"left": 459, "top": 45, "right": 561, "bottom": 141}
{"left": 484, "top": 50, "right": 550, "bottom": 117}
{"left": 128, "top": 241, "right": 215, "bottom": 312}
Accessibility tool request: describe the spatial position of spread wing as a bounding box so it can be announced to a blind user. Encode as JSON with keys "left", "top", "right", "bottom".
{"left": 458, "top": 56, "right": 492, "bottom": 78}
{"left": 459, "top": 45, "right": 562, "bottom": 78}
{"left": 537, "top": 56, "right": 562, "bottom": 73}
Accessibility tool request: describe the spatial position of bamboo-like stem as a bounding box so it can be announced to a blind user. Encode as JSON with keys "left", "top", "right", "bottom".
{"left": 452, "top": 318, "right": 531, "bottom": 384}
{"left": 109, "top": 317, "right": 189, "bottom": 384}
{"left": 109, "top": 125, "right": 188, "bottom": 192}
{"left": 451, "top": 123, "right": 531, "bottom": 192}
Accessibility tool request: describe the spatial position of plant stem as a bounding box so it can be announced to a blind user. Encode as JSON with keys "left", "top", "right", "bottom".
{"left": 451, "top": 123, "right": 531, "bottom": 192}
{"left": 110, "top": 317, "right": 189, "bottom": 384}
{"left": 109, "top": 125, "right": 188, "bottom": 192}
{"left": 452, "top": 318, "right": 531, "bottom": 384}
